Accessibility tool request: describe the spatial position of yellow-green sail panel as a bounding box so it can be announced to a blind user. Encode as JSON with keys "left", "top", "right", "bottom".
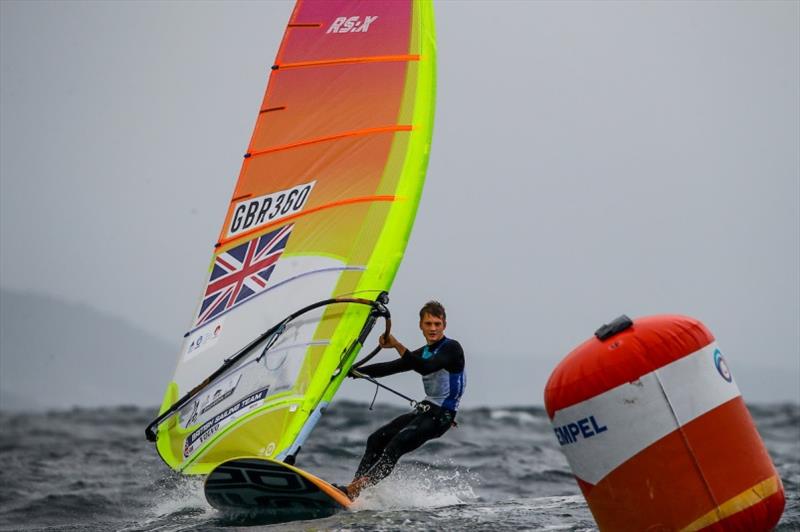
{"left": 150, "top": 0, "right": 436, "bottom": 474}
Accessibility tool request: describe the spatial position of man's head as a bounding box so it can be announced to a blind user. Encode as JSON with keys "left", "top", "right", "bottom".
{"left": 419, "top": 300, "right": 446, "bottom": 345}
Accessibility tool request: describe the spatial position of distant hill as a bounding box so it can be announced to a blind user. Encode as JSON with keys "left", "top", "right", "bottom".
{"left": 0, "top": 289, "right": 176, "bottom": 411}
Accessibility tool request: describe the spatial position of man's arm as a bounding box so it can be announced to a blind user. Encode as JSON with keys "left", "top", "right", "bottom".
{"left": 353, "top": 333, "right": 412, "bottom": 378}
{"left": 356, "top": 356, "right": 412, "bottom": 378}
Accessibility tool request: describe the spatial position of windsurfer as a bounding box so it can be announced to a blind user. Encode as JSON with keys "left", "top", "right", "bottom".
{"left": 341, "top": 301, "right": 466, "bottom": 499}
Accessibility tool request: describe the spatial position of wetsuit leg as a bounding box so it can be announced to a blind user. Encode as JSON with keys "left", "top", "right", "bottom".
{"left": 362, "top": 408, "right": 452, "bottom": 486}
{"left": 354, "top": 411, "right": 417, "bottom": 479}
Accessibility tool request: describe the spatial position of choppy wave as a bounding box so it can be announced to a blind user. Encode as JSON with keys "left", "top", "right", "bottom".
{"left": 0, "top": 401, "right": 797, "bottom": 531}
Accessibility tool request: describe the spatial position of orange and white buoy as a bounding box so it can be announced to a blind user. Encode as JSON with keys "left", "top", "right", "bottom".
{"left": 544, "top": 315, "right": 784, "bottom": 531}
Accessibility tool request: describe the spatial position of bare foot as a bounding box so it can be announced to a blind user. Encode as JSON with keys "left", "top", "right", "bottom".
{"left": 345, "top": 476, "right": 370, "bottom": 500}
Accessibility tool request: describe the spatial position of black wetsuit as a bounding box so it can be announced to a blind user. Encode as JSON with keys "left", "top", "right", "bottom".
{"left": 353, "top": 337, "right": 466, "bottom": 486}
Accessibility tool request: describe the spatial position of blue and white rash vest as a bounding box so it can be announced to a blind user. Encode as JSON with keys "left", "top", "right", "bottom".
{"left": 358, "top": 336, "right": 466, "bottom": 411}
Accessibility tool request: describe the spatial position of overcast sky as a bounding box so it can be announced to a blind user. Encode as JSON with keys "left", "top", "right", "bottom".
{"left": 1, "top": 0, "right": 798, "bottom": 407}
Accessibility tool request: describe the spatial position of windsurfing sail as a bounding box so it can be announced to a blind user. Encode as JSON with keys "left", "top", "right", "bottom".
{"left": 145, "top": 0, "right": 436, "bottom": 475}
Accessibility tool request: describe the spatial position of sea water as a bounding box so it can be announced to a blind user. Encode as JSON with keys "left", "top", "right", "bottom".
{"left": 0, "top": 402, "right": 797, "bottom": 531}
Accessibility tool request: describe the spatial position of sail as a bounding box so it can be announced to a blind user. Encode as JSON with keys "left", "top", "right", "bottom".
{"left": 148, "top": 0, "right": 436, "bottom": 475}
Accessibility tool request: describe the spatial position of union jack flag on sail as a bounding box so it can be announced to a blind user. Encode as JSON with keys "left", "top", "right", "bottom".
{"left": 195, "top": 224, "right": 292, "bottom": 327}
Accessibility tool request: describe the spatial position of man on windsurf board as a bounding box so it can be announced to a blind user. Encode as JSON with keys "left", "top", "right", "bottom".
{"left": 341, "top": 301, "right": 466, "bottom": 499}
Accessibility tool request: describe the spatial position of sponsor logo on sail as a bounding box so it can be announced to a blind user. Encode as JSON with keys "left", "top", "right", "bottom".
{"left": 184, "top": 319, "right": 225, "bottom": 361}
{"left": 326, "top": 16, "right": 379, "bottom": 34}
{"left": 180, "top": 373, "right": 242, "bottom": 429}
{"left": 183, "top": 387, "right": 270, "bottom": 458}
{"left": 228, "top": 181, "right": 314, "bottom": 238}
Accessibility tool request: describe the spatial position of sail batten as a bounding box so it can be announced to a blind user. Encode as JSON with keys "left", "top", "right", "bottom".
{"left": 148, "top": 0, "right": 436, "bottom": 475}
{"left": 246, "top": 126, "right": 411, "bottom": 157}
{"left": 276, "top": 54, "right": 420, "bottom": 70}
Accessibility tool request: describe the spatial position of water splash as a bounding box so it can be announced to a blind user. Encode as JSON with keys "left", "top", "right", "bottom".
{"left": 149, "top": 476, "right": 210, "bottom": 518}
{"left": 353, "top": 462, "right": 479, "bottom": 511}
{"left": 119, "top": 475, "right": 214, "bottom": 531}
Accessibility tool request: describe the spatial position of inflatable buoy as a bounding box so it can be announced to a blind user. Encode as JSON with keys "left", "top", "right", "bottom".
{"left": 544, "top": 315, "right": 784, "bottom": 531}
